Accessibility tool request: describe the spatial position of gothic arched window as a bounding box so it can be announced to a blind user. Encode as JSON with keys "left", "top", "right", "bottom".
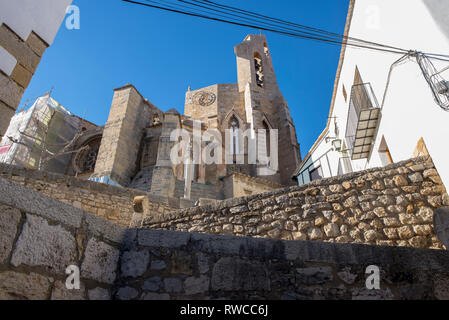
{"left": 230, "top": 116, "right": 240, "bottom": 156}
{"left": 263, "top": 120, "right": 270, "bottom": 158}
{"left": 262, "top": 120, "right": 271, "bottom": 167}
{"left": 73, "top": 136, "right": 102, "bottom": 175}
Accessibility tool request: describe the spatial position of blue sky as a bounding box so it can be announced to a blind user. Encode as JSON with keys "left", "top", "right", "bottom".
{"left": 21, "top": 0, "right": 349, "bottom": 156}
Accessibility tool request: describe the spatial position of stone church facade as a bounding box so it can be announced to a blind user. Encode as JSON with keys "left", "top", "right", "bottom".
{"left": 0, "top": 34, "right": 301, "bottom": 203}
{"left": 86, "top": 35, "right": 301, "bottom": 202}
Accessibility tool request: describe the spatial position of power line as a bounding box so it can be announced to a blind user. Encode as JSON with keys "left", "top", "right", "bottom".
{"left": 121, "top": 0, "right": 449, "bottom": 62}
{"left": 186, "top": 0, "right": 409, "bottom": 53}
{"left": 179, "top": 0, "right": 449, "bottom": 62}
{"left": 121, "top": 0, "right": 410, "bottom": 55}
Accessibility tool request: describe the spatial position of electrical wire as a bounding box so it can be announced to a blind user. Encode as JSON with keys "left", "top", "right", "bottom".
{"left": 121, "top": 0, "right": 449, "bottom": 62}
{"left": 187, "top": 0, "right": 409, "bottom": 53}
{"left": 122, "top": 0, "right": 418, "bottom": 56}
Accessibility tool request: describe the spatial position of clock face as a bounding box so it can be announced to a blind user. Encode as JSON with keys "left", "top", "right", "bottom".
{"left": 192, "top": 91, "right": 216, "bottom": 106}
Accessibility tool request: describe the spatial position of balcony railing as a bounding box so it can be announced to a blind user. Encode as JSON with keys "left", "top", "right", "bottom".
{"left": 345, "top": 83, "right": 381, "bottom": 160}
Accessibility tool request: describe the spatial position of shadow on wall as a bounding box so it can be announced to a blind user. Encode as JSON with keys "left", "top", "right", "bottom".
{"left": 423, "top": 0, "right": 449, "bottom": 41}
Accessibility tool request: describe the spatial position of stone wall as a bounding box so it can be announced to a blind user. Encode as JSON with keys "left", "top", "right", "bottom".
{"left": 0, "top": 163, "right": 177, "bottom": 226}
{"left": 142, "top": 157, "right": 448, "bottom": 250}
{"left": 223, "top": 173, "right": 283, "bottom": 199}
{"left": 1, "top": 176, "right": 449, "bottom": 300}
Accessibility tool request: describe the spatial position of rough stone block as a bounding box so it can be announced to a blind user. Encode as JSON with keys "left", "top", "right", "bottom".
{"left": 184, "top": 275, "right": 210, "bottom": 295}
{"left": 88, "top": 287, "right": 111, "bottom": 300}
{"left": 142, "top": 292, "right": 170, "bottom": 300}
{"left": 116, "top": 286, "right": 139, "bottom": 300}
{"left": 0, "top": 177, "right": 83, "bottom": 228}
{"left": 296, "top": 267, "right": 333, "bottom": 285}
{"left": 0, "top": 271, "right": 52, "bottom": 300}
{"left": 86, "top": 213, "right": 135, "bottom": 245}
{"left": 150, "top": 260, "right": 166, "bottom": 270}
{"left": 0, "top": 70, "right": 24, "bottom": 109}
{"left": 0, "top": 24, "right": 41, "bottom": 73}
{"left": 0, "top": 204, "right": 22, "bottom": 264}
{"left": 164, "top": 278, "right": 183, "bottom": 293}
{"left": 434, "top": 276, "right": 449, "bottom": 300}
{"left": 196, "top": 252, "right": 210, "bottom": 274}
{"left": 0, "top": 101, "right": 15, "bottom": 136}
{"left": 50, "top": 280, "right": 86, "bottom": 300}
{"left": 121, "top": 250, "right": 149, "bottom": 278}
{"left": 11, "top": 214, "right": 76, "bottom": 273}
{"left": 142, "top": 276, "right": 163, "bottom": 291}
{"left": 25, "top": 31, "right": 48, "bottom": 57}
{"left": 211, "top": 257, "right": 269, "bottom": 291}
{"left": 81, "top": 238, "right": 120, "bottom": 284}
{"left": 138, "top": 229, "right": 190, "bottom": 248}
{"left": 11, "top": 63, "right": 32, "bottom": 88}
{"left": 351, "top": 287, "right": 393, "bottom": 300}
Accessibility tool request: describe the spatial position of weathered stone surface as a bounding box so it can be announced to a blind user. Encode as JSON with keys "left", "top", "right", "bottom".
{"left": 88, "top": 287, "right": 111, "bottom": 300}
{"left": 0, "top": 271, "right": 52, "bottom": 300}
{"left": 151, "top": 260, "right": 166, "bottom": 270}
{"left": 116, "top": 286, "right": 139, "bottom": 300}
{"left": 0, "top": 70, "right": 24, "bottom": 109}
{"left": 164, "top": 278, "right": 183, "bottom": 293}
{"left": 413, "top": 225, "right": 433, "bottom": 236}
{"left": 409, "top": 236, "right": 428, "bottom": 248}
{"left": 308, "top": 228, "right": 323, "bottom": 240}
{"left": 230, "top": 205, "right": 248, "bottom": 214}
{"left": 434, "top": 276, "right": 449, "bottom": 300}
{"left": 409, "top": 172, "right": 423, "bottom": 183}
{"left": 184, "top": 276, "right": 210, "bottom": 295}
{"left": 0, "top": 204, "right": 21, "bottom": 264}
{"left": 86, "top": 213, "right": 134, "bottom": 244}
{"left": 296, "top": 267, "right": 333, "bottom": 285}
{"left": 351, "top": 288, "right": 394, "bottom": 300}
{"left": 0, "top": 101, "right": 15, "bottom": 137}
{"left": 324, "top": 223, "right": 340, "bottom": 238}
{"left": 81, "top": 238, "right": 120, "bottom": 284}
{"left": 417, "top": 207, "right": 433, "bottom": 223}
{"left": 121, "top": 250, "right": 149, "bottom": 278}
{"left": 26, "top": 31, "right": 48, "bottom": 57}
{"left": 364, "top": 230, "right": 379, "bottom": 242}
{"left": 397, "top": 226, "right": 415, "bottom": 239}
{"left": 138, "top": 229, "right": 190, "bottom": 248}
{"left": 196, "top": 252, "right": 210, "bottom": 274}
{"left": 211, "top": 257, "right": 269, "bottom": 291}
{"left": 171, "top": 251, "right": 193, "bottom": 275}
{"left": 142, "top": 277, "right": 163, "bottom": 291}
{"left": 337, "top": 267, "right": 357, "bottom": 284}
{"left": 0, "top": 177, "right": 83, "bottom": 228}
{"left": 11, "top": 63, "right": 32, "bottom": 88}
{"left": 423, "top": 169, "right": 438, "bottom": 178}
{"left": 393, "top": 175, "right": 408, "bottom": 187}
{"left": 292, "top": 231, "right": 307, "bottom": 240}
{"left": 142, "top": 292, "right": 170, "bottom": 300}
{"left": 11, "top": 214, "right": 76, "bottom": 273}
{"left": 51, "top": 281, "right": 85, "bottom": 300}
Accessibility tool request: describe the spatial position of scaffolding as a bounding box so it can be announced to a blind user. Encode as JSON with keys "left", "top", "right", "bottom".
{"left": 0, "top": 93, "right": 82, "bottom": 173}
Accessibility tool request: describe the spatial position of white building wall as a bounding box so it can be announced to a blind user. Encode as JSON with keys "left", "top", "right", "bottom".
{"left": 0, "top": 0, "right": 72, "bottom": 44}
{"left": 0, "top": 0, "right": 72, "bottom": 76}
{"left": 298, "top": 0, "right": 449, "bottom": 188}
